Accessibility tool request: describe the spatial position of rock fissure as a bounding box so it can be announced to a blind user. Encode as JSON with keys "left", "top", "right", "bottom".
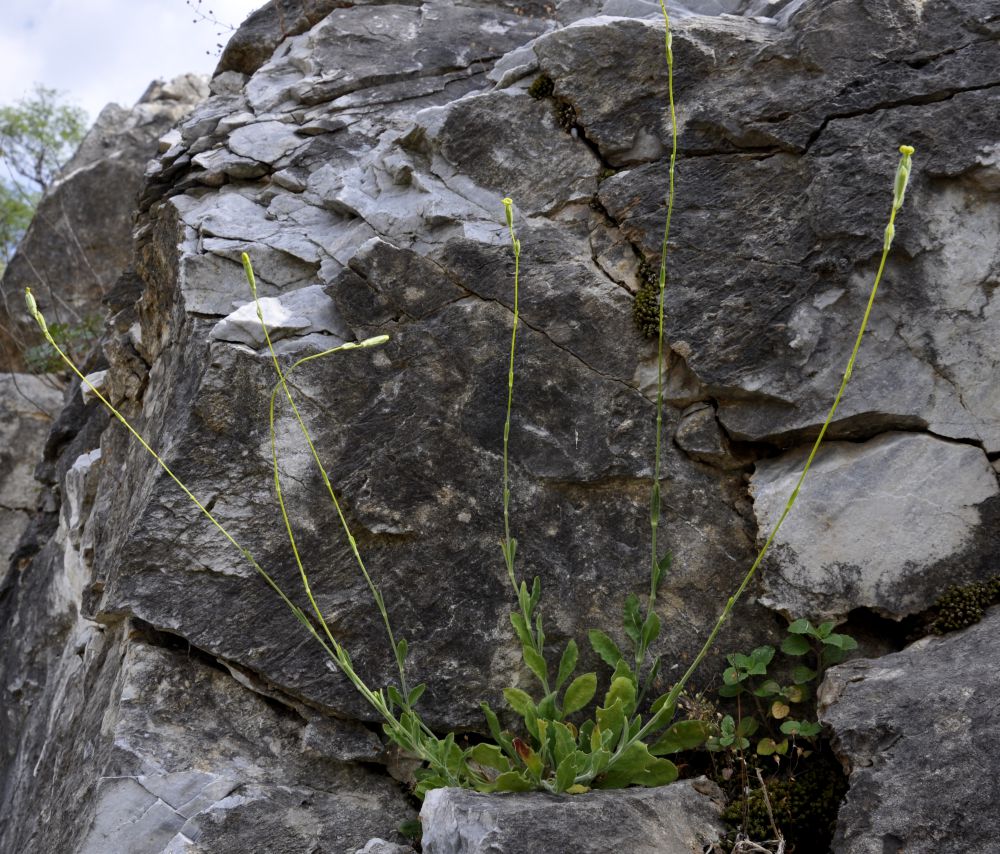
{"left": 805, "top": 78, "right": 1000, "bottom": 153}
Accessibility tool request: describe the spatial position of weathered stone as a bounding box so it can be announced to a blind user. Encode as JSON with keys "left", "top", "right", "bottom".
{"left": 819, "top": 608, "right": 1000, "bottom": 854}
{"left": 0, "top": 374, "right": 64, "bottom": 576}
{"left": 675, "top": 402, "right": 747, "bottom": 469}
{"left": 209, "top": 284, "right": 350, "bottom": 349}
{"left": 0, "top": 75, "right": 208, "bottom": 371}
{"left": 355, "top": 840, "right": 418, "bottom": 854}
{"left": 3, "top": 0, "right": 999, "bottom": 850}
{"left": 750, "top": 433, "right": 999, "bottom": 621}
{"left": 420, "top": 779, "right": 726, "bottom": 853}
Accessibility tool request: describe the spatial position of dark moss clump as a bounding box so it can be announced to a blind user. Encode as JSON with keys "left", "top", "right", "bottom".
{"left": 928, "top": 576, "right": 1000, "bottom": 635}
{"left": 528, "top": 74, "right": 554, "bottom": 99}
{"left": 632, "top": 259, "right": 664, "bottom": 338}
{"left": 555, "top": 101, "right": 576, "bottom": 131}
{"left": 720, "top": 755, "right": 848, "bottom": 852}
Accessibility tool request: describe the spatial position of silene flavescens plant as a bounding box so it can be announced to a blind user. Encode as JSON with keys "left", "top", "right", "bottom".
{"left": 24, "top": 0, "right": 917, "bottom": 798}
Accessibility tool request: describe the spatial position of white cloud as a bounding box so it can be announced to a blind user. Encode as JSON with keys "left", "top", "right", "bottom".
{"left": 0, "top": 0, "right": 264, "bottom": 121}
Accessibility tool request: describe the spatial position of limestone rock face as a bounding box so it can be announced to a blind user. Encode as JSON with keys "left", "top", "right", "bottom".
{"left": 819, "top": 609, "right": 1000, "bottom": 854}
{"left": 420, "top": 780, "right": 726, "bottom": 854}
{"left": 1, "top": 0, "right": 998, "bottom": 851}
{"left": 751, "top": 433, "right": 1000, "bottom": 621}
{"left": 0, "top": 74, "right": 209, "bottom": 372}
{"left": 0, "top": 375, "right": 63, "bottom": 576}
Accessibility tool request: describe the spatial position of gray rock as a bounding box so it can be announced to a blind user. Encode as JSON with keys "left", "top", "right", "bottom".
{"left": 209, "top": 284, "right": 350, "bottom": 348}
{"left": 3, "top": 0, "right": 1000, "bottom": 850}
{"left": 750, "top": 432, "right": 999, "bottom": 621}
{"left": 420, "top": 779, "right": 726, "bottom": 853}
{"left": 0, "top": 75, "right": 208, "bottom": 371}
{"left": 355, "top": 840, "right": 418, "bottom": 854}
{"left": 819, "top": 608, "right": 1000, "bottom": 854}
{"left": 0, "top": 374, "right": 64, "bottom": 576}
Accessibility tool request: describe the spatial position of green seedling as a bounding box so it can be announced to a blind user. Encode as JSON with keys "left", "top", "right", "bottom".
{"left": 711, "top": 620, "right": 857, "bottom": 759}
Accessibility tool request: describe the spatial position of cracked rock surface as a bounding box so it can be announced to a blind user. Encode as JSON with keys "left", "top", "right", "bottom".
{"left": 1, "top": 0, "right": 998, "bottom": 851}
{"left": 819, "top": 608, "right": 1000, "bottom": 854}
{"left": 420, "top": 779, "right": 726, "bottom": 853}
{"left": 0, "top": 75, "right": 209, "bottom": 372}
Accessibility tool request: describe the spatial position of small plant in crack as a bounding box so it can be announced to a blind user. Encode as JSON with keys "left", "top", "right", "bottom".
{"left": 527, "top": 74, "right": 555, "bottom": 99}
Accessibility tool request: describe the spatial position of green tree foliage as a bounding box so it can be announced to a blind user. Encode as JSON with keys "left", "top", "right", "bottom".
{"left": 0, "top": 85, "right": 88, "bottom": 273}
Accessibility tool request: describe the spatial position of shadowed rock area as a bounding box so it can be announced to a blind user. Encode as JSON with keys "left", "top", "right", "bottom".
{"left": 0, "top": 75, "right": 209, "bottom": 372}
{"left": 0, "top": 0, "right": 998, "bottom": 850}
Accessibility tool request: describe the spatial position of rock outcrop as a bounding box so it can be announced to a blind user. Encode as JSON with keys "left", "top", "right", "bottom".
{"left": 819, "top": 608, "right": 1000, "bottom": 854}
{"left": 1, "top": 0, "right": 998, "bottom": 851}
{"left": 0, "top": 374, "right": 63, "bottom": 575}
{"left": 0, "top": 75, "right": 208, "bottom": 372}
{"left": 419, "top": 779, "right": 726, "bottom": 853}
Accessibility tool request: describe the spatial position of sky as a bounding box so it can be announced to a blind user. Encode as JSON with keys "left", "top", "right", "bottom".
{"left": 0, "top": 0, "right": 266, "bottom": 122}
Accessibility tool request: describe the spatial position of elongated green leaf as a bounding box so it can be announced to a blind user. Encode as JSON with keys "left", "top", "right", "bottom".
{"left": 534, "top": 611, "right": 546, "bottom": 653}
{"left": 522, "top": 645, "right": 549, "bottom": 686}
{"left": 596, "top": 742, "right": 678, "bottom": 788}
{"left": 407, "top": 683, "right": 426, "bottom": 707}
{"left": 468, "top": 743, "right": 512, "bottom": 773}
{"left": 649, "top": 720, "right": 711, "bottom": 755}
{"left": 586, "top": 747, "right": 612, "bottom": 777}
{"left": 387, "top": 685, "right": 404, "bottom": 709}
{"left": 657, "top": 551, "right": 673, "bottom": 575}
{"left": 603, "top": 676, "right": 636, "bottom": 716}
{"left": 509, "top": 612, "right": 532, "bottom": 648}
{"left": 551, "top": 721, "right": 577, "bottom": 767}
{"left": 556, "top": 639, "right": 579, "bottom": 691}
{"left": 596, "top": 698, "right": 626, "bottom": 744}
{"left": 640, "top": 611, "right": 661, "bottom": 648}
{"left": 503, "top": 687, "right": 535, "bottom": 717}
{"left": 481, "top": 701, "right": 503, "bottom": 742}
{"left": 623, "top": 594, "right": 642, "bottom": 645}
{"left": 529, "top": 575, "right": 541, "bottom": 613}
{"left": 395, "top": 638, "right": 408, "bottom": 663}
{"left": 588, "top": 629, "right": 624, "bottom": 669}
{"left": 513, "top": 737, "right": 543, "bottom": 777}
{"left": 563, "top": 672, "right": 597, "bottom": 716}
{"left": 491, "top": 770, "right": 533, "bottom": 792}
{"left": 554, "top": 752, "right": 578, "bottom": 793}
{"left": 781, "top": 634, "right": 811, "bottom": 656}
{"left": 537, "top": 691, "right": 558, "bottom": 721}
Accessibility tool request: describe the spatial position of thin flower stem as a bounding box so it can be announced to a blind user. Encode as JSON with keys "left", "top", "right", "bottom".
{"left": 499, "top": 199, "right": 551, "bottom": 696}
{"left": 241, "top": 253, "right": 412, "bottom": 704}
{"left": 636, "top": 0, "right": 678, "bottom": 676}
{"left": 595, "top": 144, "right": 916, "bottom": 777}
{"left": 657, "top": 144, "right": 918, "bottom": 713}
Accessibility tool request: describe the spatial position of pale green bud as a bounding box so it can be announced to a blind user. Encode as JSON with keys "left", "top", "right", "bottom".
{"left": 883, "top": 221, "right": 895, "bottom": 250}
{"left": 502, "top": 197, "right": 514, "bottom": 229}
{"left": 241, "top": 252, "right": 257, "bottom": 294}
{"left": 24, "top": 288, "right": 48, "bottom": 336}
{"left": 892, "top": 145, "right": 915, "bottom": 209}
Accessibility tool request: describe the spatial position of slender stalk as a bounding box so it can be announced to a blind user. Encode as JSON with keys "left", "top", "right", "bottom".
{"left": 23, "top": 285, "right": 443, "bottom": 771}
{"left": 500, "top": 197, "right": 520, "bottom": 592}
{"left": 627, "top": 146, "right": 918, "bottom": 755}
{"left": 636, "top": 0, "right": 680, "bottom": 675}
{"left": 241, "top": 253, "right": 413, "bottom": 705}
{"left": 577, "top": 146, "right": 917, "bottom": 784}
{"left": 498, "top": 198, "right": 552, "bottom": 697}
